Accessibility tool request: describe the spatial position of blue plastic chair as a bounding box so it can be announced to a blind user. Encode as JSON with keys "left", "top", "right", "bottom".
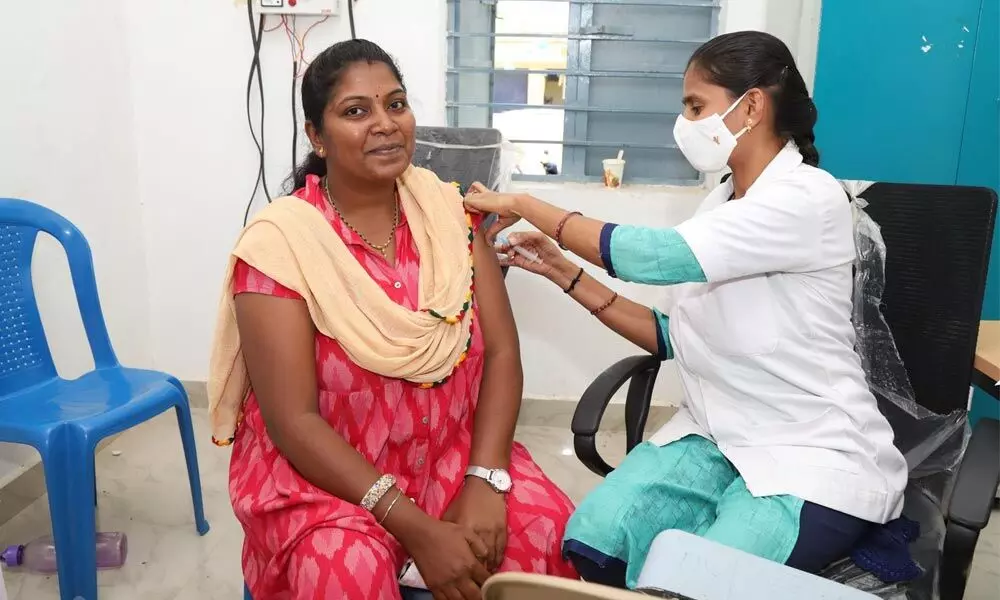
{"left": 0, "top": 198, "right": 210, "bottom": 600}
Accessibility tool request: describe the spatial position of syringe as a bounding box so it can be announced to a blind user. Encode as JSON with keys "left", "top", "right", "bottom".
{"left": 496, "top": 233, "right": 543, "bottom": 264}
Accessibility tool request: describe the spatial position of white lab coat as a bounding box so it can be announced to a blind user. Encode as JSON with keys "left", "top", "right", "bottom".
{"left": 651, "top": 144, "right": 908, "bottom": 524}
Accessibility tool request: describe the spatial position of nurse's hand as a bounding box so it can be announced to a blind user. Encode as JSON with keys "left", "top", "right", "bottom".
{"left": 498, "top": 232, "right": 578, "bottom": 285}
{"left": 464, "top": 182, "right": 523, "bottom": 243}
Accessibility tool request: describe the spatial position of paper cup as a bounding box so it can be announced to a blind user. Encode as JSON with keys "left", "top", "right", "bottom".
{"left": 602, "top": 158, "right": 625, "bottom": 188}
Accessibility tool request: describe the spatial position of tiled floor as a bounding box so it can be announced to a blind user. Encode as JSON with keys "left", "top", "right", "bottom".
{"left": 0, "top": 409, "right": 996, "bottom": 599}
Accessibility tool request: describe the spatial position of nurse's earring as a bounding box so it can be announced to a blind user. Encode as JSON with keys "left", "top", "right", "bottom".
{"left": 745, "top": 119, "right": 754, "bottom": 134}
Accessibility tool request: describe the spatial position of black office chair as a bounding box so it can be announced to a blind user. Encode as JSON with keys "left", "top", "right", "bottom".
{"left": 570, "top": 183, "right": 999, "bottom": 600}
{"left": 412, "top": 126, "right": 503, "bottom": 192}
{"left": 413, "top": 126, "right": 508, "bottom": 276}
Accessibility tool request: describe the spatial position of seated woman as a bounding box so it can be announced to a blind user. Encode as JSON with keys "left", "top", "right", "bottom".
{"left": 209, "top": 40, "right": 576, "bottom": 600}
{"left": 464, "top": 32, "right": 907, "bottom": 589}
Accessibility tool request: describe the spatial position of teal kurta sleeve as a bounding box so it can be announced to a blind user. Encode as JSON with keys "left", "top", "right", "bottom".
{"left": 600, "top": 223, "right": 707, "bottom": 285}
{"left": 652, "top": 308, "right": 673, "bottom": 360}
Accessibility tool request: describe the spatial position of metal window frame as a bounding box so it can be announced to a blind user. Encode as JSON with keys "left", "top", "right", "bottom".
{"left": 485, "top": 0, "right": 718, "bottom": 6}
{"left": 446, "top": 0, "right": 721, "bottom": 184}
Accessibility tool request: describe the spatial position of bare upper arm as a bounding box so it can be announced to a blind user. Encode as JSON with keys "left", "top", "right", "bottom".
{"left": 471, "top": 227, "right": 519, "bottom": 358}
{"left": 233, "top": 293, "right": 319, "bottom": 444}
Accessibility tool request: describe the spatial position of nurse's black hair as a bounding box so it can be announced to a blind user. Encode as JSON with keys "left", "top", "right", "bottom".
{"left": 287, "top": 39, "right": 406, "bottom": 191}
{"left": 688, "top": 31, "right": 820, "bottom": 167}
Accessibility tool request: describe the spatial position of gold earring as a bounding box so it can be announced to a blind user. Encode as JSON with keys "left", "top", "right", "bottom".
{"left": 316, "top": 148, "right": 326, "bottom": 157}
{"left": 746, "top": 119, "right": 754, "bottom": 133}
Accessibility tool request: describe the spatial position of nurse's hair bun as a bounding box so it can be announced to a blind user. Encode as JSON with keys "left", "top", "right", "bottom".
{"left": 688, "top": 31, "right": 820, "bottom": 167}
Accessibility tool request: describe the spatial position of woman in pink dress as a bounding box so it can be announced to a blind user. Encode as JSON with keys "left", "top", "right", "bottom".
{"left": 217, "top": 40, "right": 576, "bottom": 599}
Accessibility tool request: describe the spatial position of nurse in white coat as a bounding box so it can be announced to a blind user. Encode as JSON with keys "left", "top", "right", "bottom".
{"left": 463, "top": 31, "right": 908, "bottom": 589}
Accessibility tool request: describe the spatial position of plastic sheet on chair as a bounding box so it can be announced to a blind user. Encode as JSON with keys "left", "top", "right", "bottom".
{"left": 846, "top": 180, "right": 969, "bottom": 480}
{"left": 412, "top": 127, "right": 517, "bottom": 192}
{"left": 819, "top": 181, "right": 971, "bottom": 600}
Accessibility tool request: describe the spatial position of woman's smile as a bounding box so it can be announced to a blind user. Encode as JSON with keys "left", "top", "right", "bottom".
{"left": 367, "top": 143, "right": 405, "bottom": 157}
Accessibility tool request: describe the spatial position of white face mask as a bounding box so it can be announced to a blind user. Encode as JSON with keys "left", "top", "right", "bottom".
{"left": 673, "top": 91, "right": 751, "bottom": 173}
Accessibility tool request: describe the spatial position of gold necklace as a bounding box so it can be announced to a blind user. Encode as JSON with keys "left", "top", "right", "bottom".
{"left": 323, "top": 177, "right": 399, "bottom": 258}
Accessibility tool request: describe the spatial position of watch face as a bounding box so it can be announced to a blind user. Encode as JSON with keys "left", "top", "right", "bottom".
{"left": 490, "top": 469, "right": 513, "bottom": 492}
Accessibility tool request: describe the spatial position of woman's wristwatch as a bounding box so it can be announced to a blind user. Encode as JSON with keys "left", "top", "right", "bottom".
{"left": 465, "top": 466, "right": 513, "bottom": 493}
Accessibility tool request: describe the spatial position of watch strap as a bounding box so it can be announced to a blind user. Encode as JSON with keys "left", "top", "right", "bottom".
{"left": 465, "top": 466, "right": 493, "bottom": 481}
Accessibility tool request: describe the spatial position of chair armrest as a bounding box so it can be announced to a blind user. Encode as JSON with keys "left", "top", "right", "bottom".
{"left": 572, "top": 355, "right": 660, "bottom": 477}
{"left": 948, "top": 417, "right": 999, "bottom": 529}
{"left": 941, "top": 417, "right": 999, "bottom": 599}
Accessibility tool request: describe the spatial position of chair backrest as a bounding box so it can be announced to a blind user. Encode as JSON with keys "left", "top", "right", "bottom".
{"left": 861, "top": 184, "right": 997, "bottom": 415}
{"left": 412, "top": 126, "right": 503, "bottom": 191}
{"left": 412, "top": 126, "right": 509, "bottom": 276}
{"left": 0, "top": 198, "right": 117, "bottom": 395}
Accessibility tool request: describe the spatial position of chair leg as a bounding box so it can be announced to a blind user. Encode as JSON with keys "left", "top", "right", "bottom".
{"left": 174, "top": 397, "right": 210, "bottom": 535}
{"left": 42, "top": 435, "right": 99, "bottom": 600}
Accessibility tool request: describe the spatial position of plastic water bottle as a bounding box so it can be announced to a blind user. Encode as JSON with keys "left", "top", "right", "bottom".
{"left": 0, "top": 532, "right": 127, "bottom": 573}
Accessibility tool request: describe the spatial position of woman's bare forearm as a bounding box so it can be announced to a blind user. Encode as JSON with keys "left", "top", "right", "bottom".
{"left": 470, "top": 349, "right": 522, "bottom": 469}
{"left": 268, "top": 413, "right": 432, "bottom": 544}
{"left": 513, "top": 194, "right": 608, "bottom": 268}
{"left": 548, "top": 264, "right": 660, "bottom": 354}
{"left": 269, "top": 413, "right": 383, "bottom": 504}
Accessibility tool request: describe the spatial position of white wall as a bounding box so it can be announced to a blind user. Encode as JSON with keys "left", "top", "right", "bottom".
{"left": 723, "top": 0, "right": 823, "bottom": 92}
{"left": 122, "top": 0, "right": 448, "bottom": 381}
{"left": 0, "top": 1, "right": 152, "bottom": 479}
{"left": 0, "top": 1, "right": 152, "bottom": 372}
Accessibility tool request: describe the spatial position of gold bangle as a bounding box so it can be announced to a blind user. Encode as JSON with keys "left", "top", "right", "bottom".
{"left": 378, "top": 490, "right": 405, "bottom": 525}
{"left": 361, "top": 474, "right": 396, "bottom": 512}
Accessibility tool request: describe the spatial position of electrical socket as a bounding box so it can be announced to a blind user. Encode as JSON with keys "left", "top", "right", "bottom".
{"left": 251, "top": 0, "right": 340, "bottom": 15}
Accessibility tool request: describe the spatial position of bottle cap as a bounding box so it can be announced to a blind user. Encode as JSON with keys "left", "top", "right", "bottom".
{"left": 1, "top": 545, "right": 23, "bottom": 567}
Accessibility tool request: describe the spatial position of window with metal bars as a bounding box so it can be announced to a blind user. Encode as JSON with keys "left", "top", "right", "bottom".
{"left": 446, "top": 0, "right": 721, "bottom": 184}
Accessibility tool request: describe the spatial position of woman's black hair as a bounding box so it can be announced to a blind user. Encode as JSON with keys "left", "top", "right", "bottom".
{"left": 288, "top": 39, "right": 406, "bottom": 190}
{"left": 688, "top": 31, "right": 820, "bottom": 167}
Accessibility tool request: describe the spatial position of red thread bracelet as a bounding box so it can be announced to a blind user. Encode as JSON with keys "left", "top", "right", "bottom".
{"left": 591, "top": 292, "right": 619, "bottom": 316}
{"left": 555, "top": 211, "right": 582, "bottom": 250}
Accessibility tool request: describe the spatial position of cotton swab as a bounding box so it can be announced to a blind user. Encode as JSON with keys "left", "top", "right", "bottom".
{"left": 496, "top": 233, "right": 543, "bottom": 264}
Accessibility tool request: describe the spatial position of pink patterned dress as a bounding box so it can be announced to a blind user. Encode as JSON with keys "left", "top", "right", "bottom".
{"left": 229, "top": 175, "right": 577, "bottom": 599}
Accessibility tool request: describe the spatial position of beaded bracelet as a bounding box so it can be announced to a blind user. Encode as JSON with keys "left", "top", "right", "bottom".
{"left": 360, "top": 474, "right": 396, "bottom": 512}
{"left": 556, "top": 211, "right": 582, "bottom": 250}
{"left": 591, "top": 292, "right": 620, "bottom": 316}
